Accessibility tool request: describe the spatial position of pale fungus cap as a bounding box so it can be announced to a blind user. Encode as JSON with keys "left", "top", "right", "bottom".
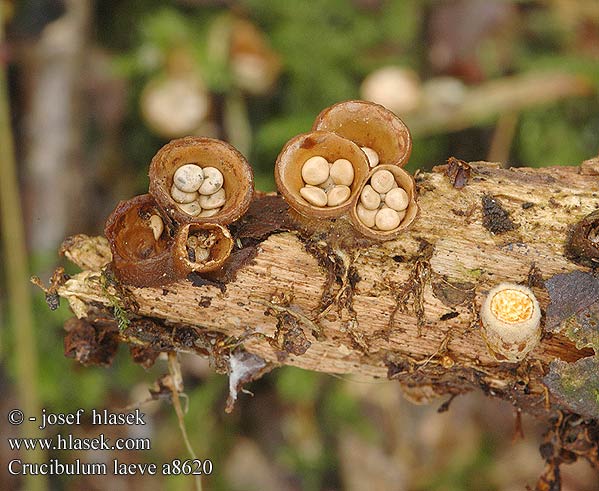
{"left": 229, "top": 19, "right": 281, "bottom": 96}
{"left": 480, "top": 283, "right": 542, "bottom": 362}
{"left": 141, "top": 75, "right": 210, "bottom": 138}
{"left": 360, "top": 66, "right": 422, "bottom": 115}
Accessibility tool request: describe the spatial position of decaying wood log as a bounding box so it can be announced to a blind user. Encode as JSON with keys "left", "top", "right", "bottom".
{"left": 38, "top": 158, "right": 599, "bottom": 487}
{"left": 41, "top": 159, "right": 599, "bottom": 435}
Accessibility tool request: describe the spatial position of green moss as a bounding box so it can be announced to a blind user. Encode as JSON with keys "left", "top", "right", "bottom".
{"left": 100, "top": 272, "right": 131, "bottom": 332}
{"left": 467, "top": 268, "right": 484, "bottom": 279}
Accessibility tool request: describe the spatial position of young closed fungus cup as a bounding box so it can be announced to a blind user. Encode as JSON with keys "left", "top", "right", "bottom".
{"left": 140, "top": 74, "right": 210, "bottom": 139}
{"left": 173, "top": 223, "right": 234, "bottom": 276}
{"left": 149, "top": 136, "right": 254, "bottom": 226}
{"left": 104, "top": 194, "right": 178, "bottom": 287}
{"left": 350, "top": 165, "right": 418, "bottom": 240}
{"left": 274, "top": 131, "right": 370, "bottom": 218}
{"left": 480, "top": 283, "right": 542, "bottom": 363}
{"left": 312, "top": 100, "right": 412, "bottom": 168}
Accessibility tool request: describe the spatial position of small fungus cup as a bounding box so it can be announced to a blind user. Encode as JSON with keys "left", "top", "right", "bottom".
{"left": 173, "top": 223, "right": 234, "bottom": 276}
{"left": 350, "top": 165, "right": 418, "bottom": 240}
{"left": 480, "top": 283, "right": 542, "bottom": 362}
{"left": 104, "top": 194, "right": 178, "bottom": 287}
{"left": 313, "top": 100, "right": 412, "bottom": 168}
{"left": 275, "top": 131, "right": 370, "bottom": 218}
{"left": 149, "top": 136, "right": 254, "bottom": 226}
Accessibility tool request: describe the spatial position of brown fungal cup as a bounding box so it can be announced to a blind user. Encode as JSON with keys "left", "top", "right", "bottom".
{"left": 173, "top": 223, "right": 233, "bottom": 276}
{"left": 149, "top": 136, "right": 254, "bottom": 226}
{"left": 104, "top": 194, "right": 178, "bottom": 287}
{"left": 313, "top": 100, "right": 412, "bottom": 167}
{"left": 350, "top": 164, "right": 419, "bottom": 240}
{"left": 274, "top": 131, "right": 370, "bottom": 218}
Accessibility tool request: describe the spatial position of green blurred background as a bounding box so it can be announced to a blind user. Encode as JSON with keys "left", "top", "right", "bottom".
{"left": 1, "top": 0, "right": 598, "bottom": 490}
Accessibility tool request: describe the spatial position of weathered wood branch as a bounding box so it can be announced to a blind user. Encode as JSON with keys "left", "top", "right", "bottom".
{"left": 404, "top": 71, "right": 594, "bottom": 137}
{"left": 52, "top": 159, "right": 599, "bottom": 421}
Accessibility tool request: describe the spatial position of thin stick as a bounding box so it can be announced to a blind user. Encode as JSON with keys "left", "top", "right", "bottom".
{"left": 487, "top": 111, "right": 519, "bottom": 165}
{"left": 405, "top": 72, "right": 592, "bottom": 137}
{"left": 0, "top": 5, "right": 47, "bottom": 490}
{"left": 167, "top": 352, "right": 203, "bottom": 491}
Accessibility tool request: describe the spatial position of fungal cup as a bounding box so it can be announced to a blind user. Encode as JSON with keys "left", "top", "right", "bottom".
{"left": 350, "top": 164, "right": 418, "bottom": 240}
{"left": 313, "top": 100, "right": 412, "bottom": 168}
{"left": 104, "top": 194, "right": 178, "bottom": 287}
{"left": 275, "top": 131, "right": 370, "bottom": 218}
{"left": 173, "top": 223, "right": 234, "bottom": 276}
{"left": 149, "top": 136, "right": 254, "bottom": 226}
{"left": 480, "top": 283, "right": 542, "bottom": 362}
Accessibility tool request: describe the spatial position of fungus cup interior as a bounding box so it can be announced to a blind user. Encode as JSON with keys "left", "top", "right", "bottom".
{"left": 490, "top": 289, "right": 534, "bottom": 324}
{"left": 176, "top": 223, "right": 233, "bottom": 273}
{"left": 351, "top": 165, "right": 418, "bottom": 240}
{"left": 149, "top": 136, "right": 253, "bottom": 225}
{"left": 274, "top": 131, "right": 369, "bottom": 218}
{"left": 313, "top": 100, "right": 412, "bottom": 167}
{"left": 106, "top": 195, "right": 170, "bottom": 262}
{"left": 104, "top": 194, "right": 179, "bottom": 287}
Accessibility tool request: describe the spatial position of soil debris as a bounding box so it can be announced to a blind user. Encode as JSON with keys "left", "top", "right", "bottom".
{"left": 63, "top": 315, "right": 119, "bottom": 367}
{"left": 482, "top": 194, "right": 517, "bottom": 234}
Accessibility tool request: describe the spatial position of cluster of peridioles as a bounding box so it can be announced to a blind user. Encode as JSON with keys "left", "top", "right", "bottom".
{"left": 275, "top": 100, "right": 419, "bottom": 241}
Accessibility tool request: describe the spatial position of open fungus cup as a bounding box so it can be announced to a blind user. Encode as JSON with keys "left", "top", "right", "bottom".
{"left": 313, "top": 100, "right": 412, "bottom": 167}
{"left": 173, "top": 223, "right": 234, "bottom": 276}
{"left": 104, "top": 194, "right": 178, "bottom": 287}
{"left": 274, "top": 131, "right": 370, "bottom": 218}
{"left": 350, "top": 165, "right": 419, "bottom": 240}
{"left": 480, "top": 283, "right": 542, "bottom": 363}
{"left": 149, "top": 136, "right": 254, "bottom": 226}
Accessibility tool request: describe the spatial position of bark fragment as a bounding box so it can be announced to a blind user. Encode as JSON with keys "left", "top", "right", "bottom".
{"left": 543, "top": 358, "right": 599, "bottom": 419}
{"left": 444, "top": 157, "right": 471, "bottom": 189}
{"left": 545, "top": 271, "right": 599, "bottom": 351}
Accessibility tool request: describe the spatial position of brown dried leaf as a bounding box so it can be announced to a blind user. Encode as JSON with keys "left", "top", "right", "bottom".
{"left": 129, "top": 345, "right": 160, "bottom": 369}
{"left": 444, "top": 157, "right": 471, "bottom": 189}
{"left": 431, "top": 274, "right": 475, "bottom": 307}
